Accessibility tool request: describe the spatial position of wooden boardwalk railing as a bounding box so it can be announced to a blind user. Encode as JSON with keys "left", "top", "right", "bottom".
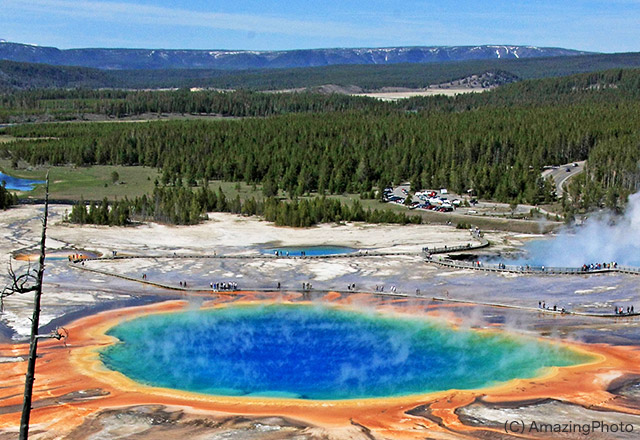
{"left": 67, "top": 262, "right": 639, "bottom": 319}
{"left": 427, "top": 257, "right": 640, "bottom": 276}
{"left": 421, "top": 236, "right": 489, "bottom": 255}
{"left": 430, "top": 297, "right": 640, "bottom": 318}
{"left": 71, "top": 250, "right": 420, "bottom": 262}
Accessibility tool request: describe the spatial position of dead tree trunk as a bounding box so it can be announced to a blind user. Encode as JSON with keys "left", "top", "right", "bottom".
{"left": 19, "top": 176, "right": 49, "bottom": 440}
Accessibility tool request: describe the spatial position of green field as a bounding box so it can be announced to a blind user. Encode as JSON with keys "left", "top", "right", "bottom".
{"left": 0, "top": 161, "right": 272, "bottom": 202}
{"left": 0, "top": 160, "right": 160, "bottom": 200}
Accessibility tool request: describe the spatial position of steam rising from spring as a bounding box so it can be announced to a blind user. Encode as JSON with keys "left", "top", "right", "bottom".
{"left": 524, "top": 192, "right": 640, "bottom": 267}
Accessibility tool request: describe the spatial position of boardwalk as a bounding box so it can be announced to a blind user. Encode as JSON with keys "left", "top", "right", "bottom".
{"left": 431, "top": 296, "right": 640, "bottom": 319}
{"left": 427, "top": 257, "right": 640, "bottom": 276}
{"left": 64, "top": 234, "right": 489, "bottom": 293}
{"left": 53, "top": 229, "right": 640, "bottom": 320}
{"left": 69, "top": 262, "right": 639, "bottom": 319}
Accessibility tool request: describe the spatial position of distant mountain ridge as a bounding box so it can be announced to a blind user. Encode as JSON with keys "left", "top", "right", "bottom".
{"left": 5, "top": 52, "right": 640, "bottom": 93}
{"left": 0, "top": 41, "right": 591, "bottom": 70}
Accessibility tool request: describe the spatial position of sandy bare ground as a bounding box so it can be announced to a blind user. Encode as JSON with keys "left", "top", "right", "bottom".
{"left": 47, "top": 208, "right": 481, "bottom": 256}
{"left": 352, "top": 87, "right": 486, "bottom": 101}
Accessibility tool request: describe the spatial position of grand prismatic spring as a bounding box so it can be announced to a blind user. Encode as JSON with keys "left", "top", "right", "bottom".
{"left": 101, "top": 303, "right": 592, "bottom": 400}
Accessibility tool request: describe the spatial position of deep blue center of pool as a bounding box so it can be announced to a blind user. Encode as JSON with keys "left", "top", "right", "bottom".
{"left": 261, "top": 245, "right": 355, "bottom": 256}
{"left": 101, "top": 304, "right": 590, "bottom": 400}
{"left": 0, "top": 171, "right": 45, "bottom": 191}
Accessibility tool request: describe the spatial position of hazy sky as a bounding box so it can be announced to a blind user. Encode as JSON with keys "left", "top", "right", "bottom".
{"left": 1, "top": 0, "right": 639, "bottom": 52}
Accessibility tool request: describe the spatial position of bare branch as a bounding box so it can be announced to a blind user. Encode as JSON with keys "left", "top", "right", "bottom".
{"left": 56, "top": 327, "right": 69, "bottom": 347}
{"left": 3, "top": 260, "right": 31, "bottom": 311}
{"left": 2, "top": 259, "right": 39, "bottom": 310}
{"left": 35, "top": 327, "right": 69, "bottom": 344}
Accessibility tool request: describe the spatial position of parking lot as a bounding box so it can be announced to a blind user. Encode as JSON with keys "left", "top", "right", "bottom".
{"left": 383, "top": 184, "right": 560, "bottom": 221}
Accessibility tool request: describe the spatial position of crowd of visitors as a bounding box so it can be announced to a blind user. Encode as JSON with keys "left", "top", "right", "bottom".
{"left": 210, "top": 281, "right": 238, "bottom": 291}
{"left": 581, "top": 262, "right": 618, "bottom": 271}
{"left": 538, "top": 301, "right": 567, "bottom": 314}
{"left": 614, "top": 305, "right": 635, "bottom": 315}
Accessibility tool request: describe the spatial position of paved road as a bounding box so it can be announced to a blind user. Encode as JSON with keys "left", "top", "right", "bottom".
{"left": 542, "top": 160, "right": 585, "bottom": 199}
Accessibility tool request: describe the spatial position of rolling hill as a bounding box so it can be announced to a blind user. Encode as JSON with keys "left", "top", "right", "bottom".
{"left": 0, "top": 42, "right": 590, "bottom": 70}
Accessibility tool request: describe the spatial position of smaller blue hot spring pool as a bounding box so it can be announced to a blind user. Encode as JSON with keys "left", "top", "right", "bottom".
{"left": 261, "top": 245, "right": 356, "bottom": 256}
{"left": 101, "top": 304, "right": 592, "bottom": 400}
{"left": 0, "top": 171, "right": 45, "bottom": 191}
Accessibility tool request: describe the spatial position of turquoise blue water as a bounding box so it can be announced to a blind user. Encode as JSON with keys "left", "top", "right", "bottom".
{"left": 262, "top": 245, "right": 355, "bottom": 256}
{"left": 0, "top": 171, "right": 45, "bottom": 191}
{"left": 101, "top": 304, "right": 591, "bottom": 400}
